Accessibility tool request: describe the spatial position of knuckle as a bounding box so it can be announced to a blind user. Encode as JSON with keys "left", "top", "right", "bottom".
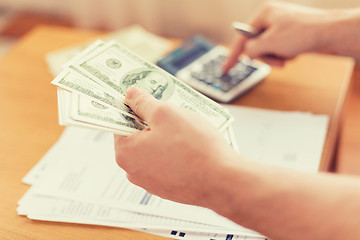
{"left": 154, "top": 103, "right": 169, "bottom": 115}
{"left": 114, "top": 144, "right": 132, "bottom": 170}
{"left": 126, "top": 174, "right": 137, "bottom": 185}
{"left": 115, "top": 149, "right": 126, "bottom": 167}
{"left": 114, "top": 134, "right": 126, "bottom": 145}
{"left": 131, "top": 93, "right": 145, "bottom": 113}
{"left": 132, "top": 100, "right": 142, "bottom": 115}
{"left": 151, "top": 103, "right": 172, "bottom": 122}
{"left": 126, "top": 174, "right": 143, "bottom": 188}
{"left": 116, "top": 156, "right": 133, "bottom": 172}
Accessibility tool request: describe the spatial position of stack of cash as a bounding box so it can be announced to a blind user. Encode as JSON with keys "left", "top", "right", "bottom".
{"left": 51, "top": 40, "right": 235, "bottom": 137}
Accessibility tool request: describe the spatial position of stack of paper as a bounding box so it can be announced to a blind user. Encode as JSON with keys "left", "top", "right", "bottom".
{"left": 18, "top": 126, "right": 265, "bottom": 240}
{"left": 17, "top": 106, "right": 329, "bottom": 240}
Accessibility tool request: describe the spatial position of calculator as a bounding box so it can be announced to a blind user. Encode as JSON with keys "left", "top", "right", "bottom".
{"left": 157, "top": 35, "right": 271, "bottom": 103}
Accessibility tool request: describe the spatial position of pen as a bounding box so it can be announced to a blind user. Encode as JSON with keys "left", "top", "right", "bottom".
{"left": 232, "top": 21, "right": 261, "bottom": 38}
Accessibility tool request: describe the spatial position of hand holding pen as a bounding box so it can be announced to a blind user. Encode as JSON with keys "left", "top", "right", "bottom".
{"left": 222, "top": 1, "right": 332, "bottom": 73}
{"left": 222, "top": 21, "right": 285, "bottom": 73}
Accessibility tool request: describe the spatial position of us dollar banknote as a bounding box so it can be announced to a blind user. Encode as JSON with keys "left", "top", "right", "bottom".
{"left": 52, "top": 70, "right": 136, "bottom": 117}
{"left": 68, "top": 41, "right": 233, "bottom": 131}
{"left": 57, "top": 88, "right": 238, "bottom": 148}
{"left": 57, "top": 88, "right": 144, "bottom": 135}
{"left": 70, "top": 92, "right": 145, "bottom": 134}
{"left": 52, "top": 40, "right": 141, "bottom": 119}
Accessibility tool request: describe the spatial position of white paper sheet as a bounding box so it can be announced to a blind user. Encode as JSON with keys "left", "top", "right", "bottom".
{"left": 19, "top": 105, "right": 329, "bottom": 240}
{"left": 26, "top": 128, "right": 250, "bottom": 231}
{"left": 225, "top": 105, "right": 328, "bottom": 173}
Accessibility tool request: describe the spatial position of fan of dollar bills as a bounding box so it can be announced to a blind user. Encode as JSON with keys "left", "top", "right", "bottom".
{"left": 51, "top": 40, "right": 234, "bottom": 136}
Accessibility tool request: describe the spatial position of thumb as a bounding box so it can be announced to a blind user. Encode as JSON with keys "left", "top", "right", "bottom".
{"left": 125, "top": 87, "right": 159, "bottom": 122}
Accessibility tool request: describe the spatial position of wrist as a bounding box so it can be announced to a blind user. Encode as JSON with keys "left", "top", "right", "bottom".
{"left": 198, "top": 151, "right": 243, "bottom": 210}
{"left": 319, "top": 8, "right": 360, "bottom": 56}
{"left": 201, "top": 154, "right": 266, "bottom": 219}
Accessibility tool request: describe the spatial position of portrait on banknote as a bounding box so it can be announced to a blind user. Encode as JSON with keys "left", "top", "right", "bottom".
{"left": 120, "top": 68, "right": 175, "bottom": 100}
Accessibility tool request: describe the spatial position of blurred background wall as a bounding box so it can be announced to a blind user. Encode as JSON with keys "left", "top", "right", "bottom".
{"left": 0, "top": 0, "right": 359, "bottom": 43}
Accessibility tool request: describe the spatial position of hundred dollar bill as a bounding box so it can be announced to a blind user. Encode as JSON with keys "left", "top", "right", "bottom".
{"left": 69, "top": 41, "right": 233, "bottom": 131}
{"left": 52, "top": 40, "right": 141, "bottom": 119}
{"left": 57, "top": 88, "right": 143, "bottom": 135}
{"left": 70, "top": 92, "right": 145, "bottom": 134}
{"left": 57, "top": 88, "right": 114, "bottom": 133}
{"left": 52, "top": 70, "right": 137, "bottom": 118}
{"left": 58, "top": 86, "right": 241, "bottom": 142}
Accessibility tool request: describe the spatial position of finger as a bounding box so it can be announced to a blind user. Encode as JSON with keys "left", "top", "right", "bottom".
{"left": 113, "top": 134, "right": 129, "bottom": 158}
{"left": 261, "top": 55, "right": 286, "bottom": 67}
{"left": 223, "top": 2, "right": 272, "bottom": 74}
{"left": 246, "top": 39, "right": 287, "bottom": 66}
{"left": 222, "top": 35, "right": 247, "bottom": 73}
{"left": 244, "top": 30, "right": 278, "bottom": 59}
{"left": 125, "top": 86, "right": 160, "bottom": 123}
{"left": 244, "top": 38, "right": 265, "bottom": 59}
{"left": 114, "top": 133, "right": 139, "bottom": 171}
{"left": 114, "top": 134, "right": 128, "bottom": 168}
{"left": 244, "top": 30, "right": 288, "bottom": 65}
{"left": 114, "top": 134, "right": 128, "bottom": 144}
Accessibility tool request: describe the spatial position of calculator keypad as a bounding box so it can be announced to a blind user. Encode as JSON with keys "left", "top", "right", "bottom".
{"left": 189, "top": 54, "right": 257, "bottom": 93}
{"left": 174, "top": 45, "right": 270, "bottom": 102}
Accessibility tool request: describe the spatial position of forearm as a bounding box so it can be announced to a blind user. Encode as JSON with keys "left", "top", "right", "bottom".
{"left": 207, "top": 156, "right": 360, "bottom": 240}
{"left": 321, "top": 8, "right": 360, "bottom": 56}
{"left": 117, "top": 87, "right": 360, "bottom": 239}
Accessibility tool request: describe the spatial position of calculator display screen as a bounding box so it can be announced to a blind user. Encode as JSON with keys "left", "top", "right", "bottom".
{"left": 157, "top": 35, "right": 214, "bottom": 75}
{"left": 173, "top": 45, "right": 209, "bottom": 69}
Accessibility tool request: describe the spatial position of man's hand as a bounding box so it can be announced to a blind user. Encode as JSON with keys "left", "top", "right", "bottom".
{"left": 114, "top": 87, "right": 237, "bottom": 207}
{"left": 114, "top": 88, "right": 360, "bottom": 240}
{"left": 223, "top": 1, "right": 339, "bottom": 71}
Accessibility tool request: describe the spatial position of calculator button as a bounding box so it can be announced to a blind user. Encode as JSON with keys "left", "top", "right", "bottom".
{"left": 188, "top": 57, "right": 258, "bottom": 93}
{"left": 177, "top": 48, "right": 265, "bottom": 98}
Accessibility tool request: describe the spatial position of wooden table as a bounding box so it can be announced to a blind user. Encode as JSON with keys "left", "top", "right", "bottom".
{"left": 0, "top": 25, "right": 354, "bottom": 240}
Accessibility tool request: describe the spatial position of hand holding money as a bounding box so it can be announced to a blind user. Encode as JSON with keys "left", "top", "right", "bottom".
{"left": 51, "top": 40, "right": 234, "bottom": 135}
{"left": 115, "top": 86, "right": 237, "bottom": 207}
